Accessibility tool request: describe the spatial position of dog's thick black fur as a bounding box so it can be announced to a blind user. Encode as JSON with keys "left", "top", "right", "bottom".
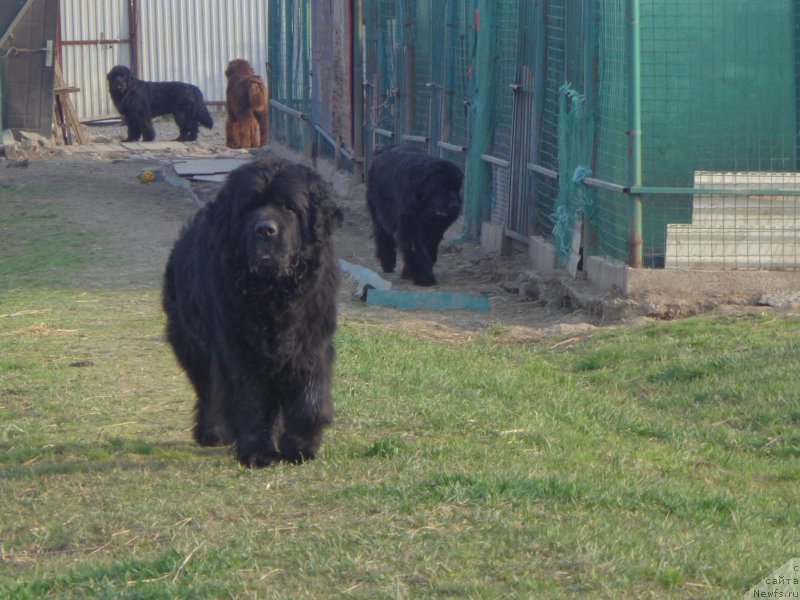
{"left": 162, "top": 159, "right": 342, "bottom": 467}
{"left": 107, "top": 65, "right": 214, "bottom": 142}
{"left": 366, "top": 145, "right": 463, "bottom": 286}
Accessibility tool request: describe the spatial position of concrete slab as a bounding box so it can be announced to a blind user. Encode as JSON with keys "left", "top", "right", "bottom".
{"left": 480, "top": 221, "right": 511, "bottom": 255}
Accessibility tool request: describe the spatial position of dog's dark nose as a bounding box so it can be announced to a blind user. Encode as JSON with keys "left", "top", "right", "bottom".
{"left": 255, "top": 220, "right": 279, "bottom": 237}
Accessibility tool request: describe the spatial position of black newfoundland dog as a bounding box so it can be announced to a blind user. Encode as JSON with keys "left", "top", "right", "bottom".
{"left": 162, "top": 158, "right": 342, "bottom": 467}
{"left": 107, "top": 65, "right": 214, "bottom": 142}
{"left": 366, "top": 145, "right": 463, "bottom": 286}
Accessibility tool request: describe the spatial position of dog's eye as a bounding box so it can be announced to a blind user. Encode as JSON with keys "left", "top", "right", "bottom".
{"left": 255, "top": 220, "right": 279, "bottom": 237}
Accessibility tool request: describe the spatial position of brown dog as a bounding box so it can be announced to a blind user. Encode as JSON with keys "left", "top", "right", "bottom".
{"left": 224, "top": 59, "right": 269, "bottom": 149}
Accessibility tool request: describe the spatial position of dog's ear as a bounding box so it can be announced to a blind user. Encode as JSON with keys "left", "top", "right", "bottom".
{"left": 306, "top": 173, "right": 343, "bottom": 241}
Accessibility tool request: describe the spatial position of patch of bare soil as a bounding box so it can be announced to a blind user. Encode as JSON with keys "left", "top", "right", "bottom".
{"left": 5, "top": 118, "right": 779, "bottom": 343}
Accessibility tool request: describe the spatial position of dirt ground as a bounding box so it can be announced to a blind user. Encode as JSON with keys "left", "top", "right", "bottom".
{"left": 2, "top": 118, "right": 787, "bottom": 342}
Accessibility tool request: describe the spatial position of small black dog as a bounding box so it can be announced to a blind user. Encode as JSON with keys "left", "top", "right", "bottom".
{"left": 162, "top": 159, "right": 342, "bottom": 467}
{"left": 366, "top": 145, "right": 464, "bottom": 286}
{"left": 106, "top": 65, "right": 214, "bottom": 142}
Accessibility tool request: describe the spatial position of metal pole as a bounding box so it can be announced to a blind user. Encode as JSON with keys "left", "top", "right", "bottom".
{"left": 626, "top": 0, "right": 644, "bottom": 268}
{"left": 351, "top": 0, "right": 365, "bottom": 182}
{"left": 403, "top": 0, "right": 415, "bottom": 137}
{"left": 463, "top": 0, "right": 498, "bottom": 241}
{"left": 583, "top": 0, "right": 599, "bottom": 257}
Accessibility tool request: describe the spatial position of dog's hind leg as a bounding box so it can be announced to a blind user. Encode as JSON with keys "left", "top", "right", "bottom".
{"left": 173, "top": 112, "right": 199, "bottom": 142}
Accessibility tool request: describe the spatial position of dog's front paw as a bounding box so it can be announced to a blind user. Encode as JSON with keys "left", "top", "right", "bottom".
{"left": 236, "top": 437, "right": 280, "bottom": 468}
{"left": 237, "top": 449, "right": 281, "bottom": 468}
{"left": 411, "top": 270, "right": 436, "bottom": 286}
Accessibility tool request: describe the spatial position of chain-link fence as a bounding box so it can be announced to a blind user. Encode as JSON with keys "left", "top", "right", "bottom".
{"left": 268, "top": 0, "right": 800, "bottom": 271}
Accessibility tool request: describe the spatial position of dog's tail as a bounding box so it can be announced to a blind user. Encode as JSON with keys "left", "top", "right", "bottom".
{"left": 246, "top": 79, "right": 269, "bottom": 113}
{"left": 197, "top": 100, "right": 214, "bottom": 129}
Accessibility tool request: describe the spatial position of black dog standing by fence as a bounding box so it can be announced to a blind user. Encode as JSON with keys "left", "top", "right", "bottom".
{"left": 162, "top": 159, "right": 342, "bottom": 467}
{"left": 106, "top": 65, "right": 214, "bottom": 142}
{"left": 366, "top": 145, "right": 464, "bottom": 286}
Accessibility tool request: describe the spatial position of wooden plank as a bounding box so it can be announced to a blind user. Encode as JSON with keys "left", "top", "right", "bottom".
{"left": 365, "top": 289, "right": 490, "bottom": 312}
{"left": 53, "top": 63, "right": 87, "bottom": 145}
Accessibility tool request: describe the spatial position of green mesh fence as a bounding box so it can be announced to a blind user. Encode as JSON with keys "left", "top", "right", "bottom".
{"left": 363, "top": 0, "right": 399, "bottom": 157}
{"left": 268, "top": 0, "right": 312, "bottom": 156}
{"left": 593, "top": 0, "right": 630, "bottom": 262}
{"left": 267, "top": 0, "right": 800, "bottom": 270}
{"left": 639, "top": 0, "right": 798, "bottom": 269}
{"left": 531, "top": 0, "right": 567, "bottom": 241}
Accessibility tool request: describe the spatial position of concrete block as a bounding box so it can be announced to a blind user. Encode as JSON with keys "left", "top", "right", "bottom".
{"left": 528, "top": 235, "right": 558, "bottom": 273}
{"left": 480, "top": 222, "right": 511, "bottom": 255}
{"left": 585, "top": 255, "right": 628, "bottom": 294}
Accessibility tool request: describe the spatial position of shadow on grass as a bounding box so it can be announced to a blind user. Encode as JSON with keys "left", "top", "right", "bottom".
{"left": 0, "top": 439, "right": 230, "bottom": 480}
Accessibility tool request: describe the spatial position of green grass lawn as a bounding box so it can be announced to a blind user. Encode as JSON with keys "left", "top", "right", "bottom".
{"left": 1, "top": 184, "right": 799, "bottom": 598}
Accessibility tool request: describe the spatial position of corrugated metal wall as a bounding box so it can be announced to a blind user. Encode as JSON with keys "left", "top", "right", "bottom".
{"left": 138, "top": 0, "right": 268, "bottom": 109}
{"left": 60, "top": 0, "right": 269, "bottom": 121}
{"left": 60, "top": 0, "right": 130, "bottom": 119}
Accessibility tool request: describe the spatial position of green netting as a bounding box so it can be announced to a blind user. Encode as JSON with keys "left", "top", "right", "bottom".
{"left": 552, "top": 85, "right": 596, "bottom": 265}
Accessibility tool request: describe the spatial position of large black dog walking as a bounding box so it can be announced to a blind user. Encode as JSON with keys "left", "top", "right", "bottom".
{"left": 107, "top": 65, "right": 214, "bottom": 142}
{"left": 162, "top": 159, "right": 342, "bottom": 467}
{"left": 366, "top": 145, "right": 464, "bottom": 286}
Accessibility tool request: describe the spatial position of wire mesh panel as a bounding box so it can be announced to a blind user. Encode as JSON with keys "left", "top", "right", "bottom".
{"left": 491, "top": 0, "right": 520, "bottom": 160}
{"left": 363, "top": 0, "right": 399, "bottom": 156}
{"left": 482, "top": 0, "right": 521, "bottom": 234}
{"left": 640, "top": 0, "right": 798, "bottom": 269}
{"left": 528, "top": 0, "right": 567, "bottom": 243}
{"left": 268, "top": 0, "right": 312, "bottom": 155}
{"left": 429, "top": 0, "right": 471, "bottom": 169}
{"left": 407, "top": 0, "right": 432, "bottom": 143}
{"left": 592, "top": 0, "right": 629, "bottom": 262}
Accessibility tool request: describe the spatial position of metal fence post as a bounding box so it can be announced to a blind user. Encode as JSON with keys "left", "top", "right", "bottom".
{"left": 464, "top": 0, "right": 498, "bottom": 241}
{"left": 352, "top": 0, "right": 365, "bottom": 182}
{"left": 626, "top": 0, "right": 643, "bottom": 268}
